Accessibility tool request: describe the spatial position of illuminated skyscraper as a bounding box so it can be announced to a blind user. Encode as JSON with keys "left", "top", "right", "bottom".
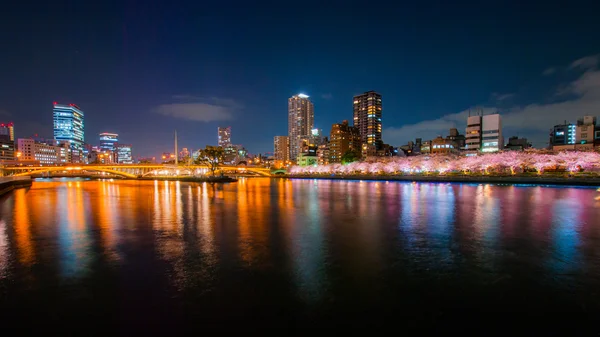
{"left": 353, "top": 91, "right": 382, "bottom": 150}
{"left": 99, "top": 132, "right": 118, "bottom": 151}
{"left": 288, "top": 94, "right": 314, "bottom": 161}
{"left": 0, "top": 122, "right": 14, "bottom": 141}
{"left": 218, "top": 126, "right": 231, "bottom": 147}
{"left": 53, "top": 102, "right": 84, "bottom": 155}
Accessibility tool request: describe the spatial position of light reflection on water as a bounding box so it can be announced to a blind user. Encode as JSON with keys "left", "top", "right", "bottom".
{"left": 0, "top": 178, "right": 600, "bottom": 332}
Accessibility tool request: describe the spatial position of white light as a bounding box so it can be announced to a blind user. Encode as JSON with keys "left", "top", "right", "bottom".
{"left": 297, "top": 93, "right": 309, "bottom": 98}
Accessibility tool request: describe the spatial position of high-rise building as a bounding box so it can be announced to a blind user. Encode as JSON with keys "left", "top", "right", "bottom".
{"left": 53, "top": 102, "right": 84, "bottom": 160}
{"left": 465, "top": 113, "right": 503, "bottom": 154}
{"left": 99, "top": 132, "right": 118, "bottom": 152}
{"left": 17, "top": 138, "right": 71, "bottom": 164}
{"left": 288, "top": 94, "right": 314, "bottom": 161}
{"left": 115, "top": 144, "right": 133, "bottom": 164}
{"left": 353, "top": 91, "right": 382, "bottom": 150}
{"left": 274, "top": 136, "right": 290, "bottom": 163}
{"left": 329, "top": 120, "right": 361, "bottom": 163}
{"left": 0, "top": 122, "right": 14, "bottom": 141}
{"left": 218, "top": 126, "right": 232, "bottom": 148}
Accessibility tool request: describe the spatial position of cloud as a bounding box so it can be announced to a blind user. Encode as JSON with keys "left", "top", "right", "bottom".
{"left": 491, "top": 92, "right": 515, "bottom": 101}
{"left": 542, "top": 67, "right": 556, "bottom": 76}
{"left": 321, "top": 93, "right": 333, "bottom": 100}
{"left": 569, "top": 54, "right": 599, "bottom": 70}
{"left": 154, "top": 96, "right": 241, "bottom": 122}
{"left": 383, "top": 54, "right": 600, "bottom": 148}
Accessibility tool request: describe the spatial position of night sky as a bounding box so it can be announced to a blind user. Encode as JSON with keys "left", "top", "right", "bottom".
{"left": 2, "top": 1, "right": 600, "bottom": 157}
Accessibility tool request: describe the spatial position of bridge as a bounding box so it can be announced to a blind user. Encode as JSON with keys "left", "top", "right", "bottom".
{"left": 0, "top": 164, "right": 277, "bottom": 178}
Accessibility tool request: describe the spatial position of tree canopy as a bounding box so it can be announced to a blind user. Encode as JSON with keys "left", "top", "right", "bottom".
{"left": 341, "top": 149, "right": 360, "bottom": 165}
{"left": 194, "top": 146, "right": 225, "bottom": 176}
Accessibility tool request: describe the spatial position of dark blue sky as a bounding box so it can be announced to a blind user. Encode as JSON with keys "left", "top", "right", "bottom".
{"left": 2, "top": 1, "right": 600, "bottom": 156}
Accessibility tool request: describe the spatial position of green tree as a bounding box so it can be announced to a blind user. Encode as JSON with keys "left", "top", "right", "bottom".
{"left": 194, "top": 145, "right": 225, "bottom": 176}
{"left": 341, "top": 149, "right": 360, "bottom": 164}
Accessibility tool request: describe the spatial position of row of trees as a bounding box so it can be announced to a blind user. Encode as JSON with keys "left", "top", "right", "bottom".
{"left": 290, "top": 151, "right": 600, "bottom": 176}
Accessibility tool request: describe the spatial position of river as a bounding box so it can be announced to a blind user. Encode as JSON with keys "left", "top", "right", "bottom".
{"left": 0, "top": 178, "right": 599, "bottom": 335}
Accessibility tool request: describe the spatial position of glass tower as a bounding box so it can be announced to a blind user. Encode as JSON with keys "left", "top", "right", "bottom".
{"left": 53, "top": 103, "right": 84, "bottom": 152}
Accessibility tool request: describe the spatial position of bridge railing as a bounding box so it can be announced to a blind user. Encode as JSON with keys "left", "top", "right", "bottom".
{"left": 0, "top": 176, "right": 31, "bottom": 183}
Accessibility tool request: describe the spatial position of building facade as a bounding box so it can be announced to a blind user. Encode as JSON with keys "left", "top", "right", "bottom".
{"left": 99, "top": 132, "right": 118, "bottom": 152}
{"left": 505, "top": 136, "right": 532, "bottom": 151}
{"left": 115, "top": 143, "right": 133, "bottom": 164}
{"left": 0, "top": 122, "right": 14, "bottom": 141}
{"left": 465, "top": 113, "right": 503, "bottom": 154}
{"left": 17, "top": 138, "right": 70, "bottom": 164}
{"left": 550, "top": 122, "right": 576, "bottom": 147}
{"left": 53, "top": 102, "right": 84, "bottom": 161}
{"left": 218, "top": 126, "right": 231, "bottom": 147}
{"left": 576, "top": 116, "right": 596, "bottom": 144}
{"left": 329, "top": 120, "right": 361, "bottom": 163}
{"left": 274, "top": 136, "right": 290, "bottom": 164}
{"left": 288, "top": 94, "right": 314, "bottom": 162}
{"left": 353, "top": 91, "right": 382, "bottom": 150}
{"left": 431, "top": 136, "right": 460, "bottom": 154}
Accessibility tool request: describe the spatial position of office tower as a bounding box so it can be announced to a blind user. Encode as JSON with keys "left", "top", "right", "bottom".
{"left": 0, "top": 122, "right": 14, "bottom": 141}
{"left": 329, "top": 120, "right": 361, "bottom": 163}
{"left": 16, "top": 138, "right": 71, "bottom": 164}
{"left": 465, "top": 113, "right": 503, "bottom": 154}
{"left": 218, "top": 126, "right": 232, "bottom": 147}
{"left": 53, "top": 102, "right": 85, "bottom": 157}
{"left": 115, "top": 143, "right": 133, "bottom": 164}
{"left": 353, "top": 91, "right": 382, "bottom": 150}
{"left": 99, "top": 132, "right": 119, "bottom": 152}
{"left": 288, "top": 94, "right": 314, "bottom": 161}
{"left": 274, "top": 136, "right": 290, "bottom": 163}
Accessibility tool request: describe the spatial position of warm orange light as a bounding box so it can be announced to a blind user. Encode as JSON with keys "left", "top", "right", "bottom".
{"left": 162, "top": 155, "right": 166, "bottom": 159}
{"left": 16, "top": 151, "right": 22, "bottom": 158}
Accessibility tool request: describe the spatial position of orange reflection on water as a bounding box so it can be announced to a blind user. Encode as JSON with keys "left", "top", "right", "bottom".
{"left": 13, "top": 188, "right": 34, "bottom": 266}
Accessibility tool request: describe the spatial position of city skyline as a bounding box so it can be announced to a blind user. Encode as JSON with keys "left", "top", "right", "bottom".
{"left": 1, "top": 2, "right": 600, "bottom": 157}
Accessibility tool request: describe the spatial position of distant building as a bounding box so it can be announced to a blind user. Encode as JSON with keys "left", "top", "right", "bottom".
{"left": 89, "top": 150, "right": 114, "bottom": 164}
{"left": 17, "top": 138, "right": 71, "bottom": 164}
{"left": 115, "top": 144, "right": 133, "bottom": 164}
{"left": 288, "top": 94, "right": 314, "bottom": 162}
{"left": 576, "top": 116, "right": 596, "bottom": 144}
{"left": 465, "top": 113, "right": 503, "bottom": 154}
{"left": 0, "top": 122, "right": 14, "bottom": 141}
{"left": 99, "top": 132, "right": 118, "bottom": 152}
{"left": 420, "top": 140, "right": 432, "bottom": 154}
{"left": 310, "top": 128, "right": 325, "bottom": 146}
{"left": 550, "top": 121, "right": 576, "bottom": 148}
{"left": 504, "top": 136, "right": 532, "bottom": 151}
{"left": 297, "top": 145, "right": 318, "bottom": 166}
{"left": 329, "top": 120, "right": 361, "bottom": 163}
{"left": 218, "top": 126, "right": 231, "bottom": 148}
{"left": 431, "top": 136, "right": 460, "bottom": 154}
{"left": 53, "top": 102, "right": 84, "bottom": 162}
{"left": 353, "top": 91, "right": 382, "bottom": 151}
{"left": 274, "top": 136, "right": 290, "bottom": 164}
{"left": 317, "top": 142, "right": 329, "bottom": 165}
{"left": 446, "top": 128, "right": 466, "bottom": 149}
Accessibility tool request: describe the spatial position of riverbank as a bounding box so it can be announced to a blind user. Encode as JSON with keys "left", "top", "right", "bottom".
{"left": 285, "top": 174, "right": 600, "bottom": 186}
{"left": 0, "top": 176, "right": 33, "bottom": 196}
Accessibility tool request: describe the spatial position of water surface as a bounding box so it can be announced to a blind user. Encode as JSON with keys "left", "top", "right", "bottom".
{"left": 0, "top": 178, "right": 599, "bottom": 335}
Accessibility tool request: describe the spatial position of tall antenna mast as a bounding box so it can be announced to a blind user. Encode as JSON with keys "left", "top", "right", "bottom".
{"left": 174, "top": 130, "right": 178, "bottom": 166}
